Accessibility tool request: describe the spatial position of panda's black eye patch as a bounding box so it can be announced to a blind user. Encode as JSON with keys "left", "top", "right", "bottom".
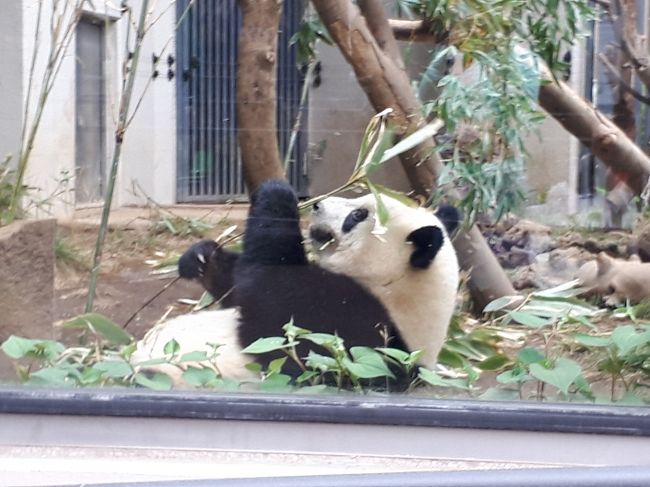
{"left": 342, "top": 208, "right": 369, "bottom": 233}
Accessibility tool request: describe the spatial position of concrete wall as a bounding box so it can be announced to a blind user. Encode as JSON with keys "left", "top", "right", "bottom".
{"left": 19, "top": 1, "right": 176, "bottom": 218}
{"left": 306, "top": 45, "right": 411, "bottom": 196}
{"left": 0, "top": 2, "right": 23, "bottom": 166}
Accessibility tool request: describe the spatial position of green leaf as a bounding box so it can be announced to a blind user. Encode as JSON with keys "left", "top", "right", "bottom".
{"left": 282, "top": 320, "right": 311, "bottom": 340}
{"left": 182, "top": 366, "right": 219, "bottom": 387}
{"left": 93, "top": 360, "right": 133, "bottom": 379}
{"left": 379, "top": 120, "right": 443, "bottom": 164}
{"left": 573, "top": 333, "right": 610, "bottom": 348}
{"left": 496, "top": 368, "right": 528, "bottom": 384}
{"left": 437, "top": 347, "right": 467, "bottom": 369}
{"left": 612, "top": 326, "right": 650, "bottom": 357}
{"left": 134, "top": 357, "right": 170, "bottom": 367}
{"left": 417, "top": 367, "right": 469, "bottom": 390}
{"left": 296, "top": 370, "right": 319, "bottom": 384}
{"left": 483, "top": 295, "right": 521, "bottom": 313}
{"left": 133, "top": 372, "right": 173, "bottom": 391}
{"left": 178, "top": 351, "right": 209, "bottom": 362}
{"left": 376, "top": 347, "right": 411, "bottom": 364}
{"left": 267, "top": 357, "right": 288, "bottom": 375}
{"left": 517, "top": 347, "right": 545, "bottom": 364}
{"left": 80, "top": 367, "right": 106, "bottom": 385}
{"left": 62, "top": 313, "right": 132, "bottom": 345}
{"left": 303, "top": 333, "right": 344, "bottom": 350}
{"left": 477, "top": 354, "right": 512, "bottom": 371}
{"left": 27, "top": 367, "right": 73, "bottom": 386}
{"left": 193, "top": 291, "right": 216, "bottom": 311}
{"left": 366, "top": 181, "right": 391, "bottom": 226}
{"left": 508, "top": 311, "right": 555, "bottom": 328}
{"left": 241, "top": 337, "right": 287, "bottom": 354}
{"left": 259, "top": 373, "right": 293, "bottom": 392}
{"left": 163, "top": 339, "right": 180, "bottom": 356}
{"left": 1, "top": 336, "right": 64, "bottom": 360}
{"left": 529, "top": 358, "right": 582, "bottom": 395}
{"left": 370, "top": 183, "right": 418, "bottom": 208}
{"left": 345, "top": 347, "right": 395, "bottom": 379}
{"left": 305, "top": 350, "right": 338, "bottom": 371}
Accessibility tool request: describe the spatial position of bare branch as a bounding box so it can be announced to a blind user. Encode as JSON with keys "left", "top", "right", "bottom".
{"left": 613, "top": 0, "right": 650, "bottom": 90}
{"left": 598, "top": 52, "right": 650, "bottom": 105}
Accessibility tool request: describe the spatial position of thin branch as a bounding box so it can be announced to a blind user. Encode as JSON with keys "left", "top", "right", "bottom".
{"left": 123, "top": 276, "right": 181, "bottom": 330}
{"left": 283, "top": 61, "right": 314, "bottom": 173}
{"left": 613, "top": 0, "right": 650, "bottom": 90}
{"left": 21, "top": 0, "right": 43, "bottom": 148}
{"left": 85, "top": 0, "right": 151, "bottom": 313}
{"left": 598, "top": 52, "right": 650, "bottom": 105}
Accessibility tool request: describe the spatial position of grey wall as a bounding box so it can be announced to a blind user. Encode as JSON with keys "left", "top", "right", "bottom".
{"left": 0, "top": 2, "right": 23, "bottom": 166}
{"left": 306, "top": 44, "right": 411, "bottom": 197}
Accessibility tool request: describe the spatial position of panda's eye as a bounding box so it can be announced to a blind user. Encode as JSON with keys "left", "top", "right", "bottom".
{"left": 351, "top": 208, "right": 368, "bottom": 221}
{"left": 342, "top": 208, "right": 369, "bottom": 233}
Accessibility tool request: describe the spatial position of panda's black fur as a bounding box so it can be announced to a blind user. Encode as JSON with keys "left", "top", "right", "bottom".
{"left": 178, "top": 180, "right": 461, "bottom": 381}
{"left": 180, "top": 181, "right": 409, "bottom": 376}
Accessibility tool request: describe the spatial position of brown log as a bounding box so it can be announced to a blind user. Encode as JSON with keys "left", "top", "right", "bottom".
{"left": 236, "top": 0, "right": 285, "bottom": 194}
{"left": 312, "top": 0, "right": 516, "bottom": 306}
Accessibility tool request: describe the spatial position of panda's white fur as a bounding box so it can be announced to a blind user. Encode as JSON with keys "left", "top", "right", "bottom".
{"left": 133, "top": 192, "right": 459, "bottom": 384}
{"left": 310, "top": 194, "right": 459, "bottom": 369}
{"left": 132, "top": 308, "right": 257, "bottom": 385}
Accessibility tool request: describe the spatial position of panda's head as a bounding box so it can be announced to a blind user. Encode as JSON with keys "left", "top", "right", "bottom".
{"left": 308, "top": 193, "right": 460, "bottom": 369}
{"left": 309, "top": 193, "right": 458, "bottom": 283}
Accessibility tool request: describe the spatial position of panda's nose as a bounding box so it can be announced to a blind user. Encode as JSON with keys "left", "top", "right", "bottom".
{"left": 309, "top": 225, "right": 334, "bottom": 244}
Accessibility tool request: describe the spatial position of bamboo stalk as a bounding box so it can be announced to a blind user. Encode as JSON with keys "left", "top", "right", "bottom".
{"left": 85, "top": 0, "right": 151, "bottom": 313}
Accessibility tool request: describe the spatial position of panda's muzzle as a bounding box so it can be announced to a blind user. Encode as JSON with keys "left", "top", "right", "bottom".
{"left": 309, "top": 225, "right": 335, "bottom": 245}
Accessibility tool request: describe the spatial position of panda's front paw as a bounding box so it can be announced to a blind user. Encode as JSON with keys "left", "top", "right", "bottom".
{"left": 178, "top": 240, "right": 219, "bottom": 279}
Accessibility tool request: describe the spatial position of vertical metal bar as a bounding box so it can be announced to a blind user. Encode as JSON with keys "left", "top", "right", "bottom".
{"left": 189, "top": 2, "right": 196, "bottom": 197}
{"left": 177, "top": 0, "right": 190, "bottom": 200}
{"left": 196, "top": 0, "right": 207, "bottom": 196}
{"left": 207, "top": 0, "right": 215, "bottom": 197}
{"left": 218, "top": 3, "right": 225, "bottom": 196}
{"left": 229, "top": 0, "right": 237, "bottom": 196}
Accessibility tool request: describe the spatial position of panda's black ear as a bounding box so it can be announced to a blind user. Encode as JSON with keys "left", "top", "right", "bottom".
{"left": 406, "top": 226, "right": 444, "bottom": 269}
{"left": 435, "top": 204, "right": 461, "bottom": 236}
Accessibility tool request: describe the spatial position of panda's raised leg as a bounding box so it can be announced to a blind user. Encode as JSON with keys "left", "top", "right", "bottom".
{"left": 240, "top": 180, "right": 307, "bottom": 266}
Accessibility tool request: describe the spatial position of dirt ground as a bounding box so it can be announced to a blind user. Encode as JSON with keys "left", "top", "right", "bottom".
{"left": 54, "top": 206, "right": 246, "bottom": 340}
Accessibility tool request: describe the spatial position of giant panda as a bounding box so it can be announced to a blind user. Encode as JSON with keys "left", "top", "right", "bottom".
{"left": 133, "top": 180, "right": 459, "bottom": 384}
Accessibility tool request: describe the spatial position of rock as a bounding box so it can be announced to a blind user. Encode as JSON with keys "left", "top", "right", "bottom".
{"left": 0, "top": 219, "right": 56, "bottom": 380}
{"left": 512, "top": 247, "right": 590, "bottom": 291}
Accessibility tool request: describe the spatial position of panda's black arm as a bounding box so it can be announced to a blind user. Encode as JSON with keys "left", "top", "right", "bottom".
{"left": 178, "top": 240, "right": 239, "bottom": 306}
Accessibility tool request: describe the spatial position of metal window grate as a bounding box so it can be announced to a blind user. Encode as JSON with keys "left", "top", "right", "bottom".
{"left": 176, "top": 0, "right": 308, "bottom": 202}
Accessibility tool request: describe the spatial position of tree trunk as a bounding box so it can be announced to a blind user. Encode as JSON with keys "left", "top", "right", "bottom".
{"left": 236, "top": 0, "right": 285, "bottom": 194}
{"left": 387, "top": 19, "right": 650, "bottom": 195}
{"left": 311, "top": 0, "right": 441, "bottom": 195}
{"left": 311, "top": 0, "right": 516, "bottom": 309}
{"left": 538, "top": 65, "right": 650, "bottom": 194}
